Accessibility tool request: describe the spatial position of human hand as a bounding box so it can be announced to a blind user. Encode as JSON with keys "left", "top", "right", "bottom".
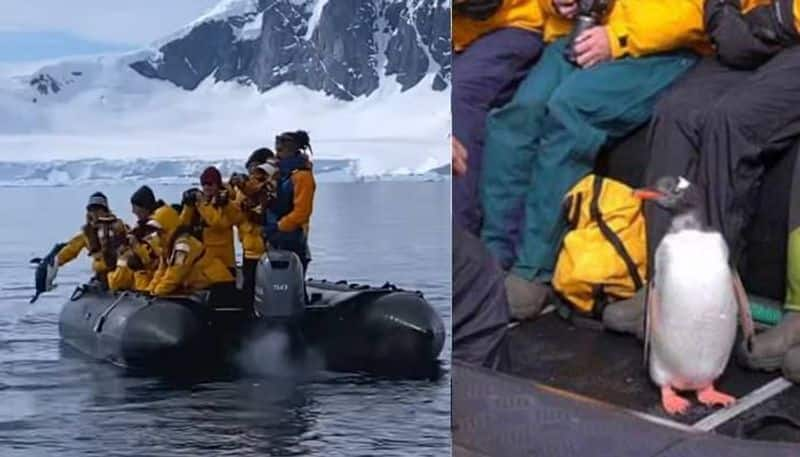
{"left": 574, "top": 26, "right": 612, "bottom": 68}
{"left": 452, "top": 137, "right": 468, "bottom": 177}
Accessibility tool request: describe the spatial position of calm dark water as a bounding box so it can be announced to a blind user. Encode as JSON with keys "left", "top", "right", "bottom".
{"left": 0, "top": 181, "right": 451, "bottom": 457}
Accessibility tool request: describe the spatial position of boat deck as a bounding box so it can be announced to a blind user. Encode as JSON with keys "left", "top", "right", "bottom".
{"left": 506, "top": 311, "right": 800, "bottom": 442}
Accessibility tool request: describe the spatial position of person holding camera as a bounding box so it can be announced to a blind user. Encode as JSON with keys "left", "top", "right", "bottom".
{"left": 453, "top": 0, "right": 557, "bottom": 235}
{"left": 55, "top": 192, "right": 128, "bottom": 287}
{"left": 109, "top": 185, "right": 181, "bottom": 292}
{"left": 601, "top": 0, "right": 800, "bottom": 381}
{"left": 265, "top": 131, "right": 316, "bottom": 274}
{"left": 179, "top": 166, "right": 242, "bottom": 271}
{"left": 230, "top": 148, "right": 280, "bottom": 312}
{"left": 480, "top": 0, "right": 707, "bottom": 320}
{"left": 148, "top": 223, "right": 236, "bottom": 298}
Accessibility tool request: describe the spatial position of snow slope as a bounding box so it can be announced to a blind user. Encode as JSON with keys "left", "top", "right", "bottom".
{"left": 0, "top": 0, "right": 451, "bottom": 184}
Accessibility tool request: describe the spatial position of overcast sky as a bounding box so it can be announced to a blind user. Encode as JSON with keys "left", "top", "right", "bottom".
{"left": 0, "top": 1, "right": 219, "bottom": 62}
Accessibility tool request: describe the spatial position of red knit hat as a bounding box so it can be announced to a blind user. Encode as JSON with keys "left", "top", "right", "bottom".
{"left": 200, "top": 166, "right": 222, "bottom": 186}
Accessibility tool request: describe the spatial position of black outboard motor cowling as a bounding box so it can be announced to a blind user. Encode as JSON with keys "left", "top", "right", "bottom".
{"left": 253, "top": 249, "right": 306, "bottom": 322}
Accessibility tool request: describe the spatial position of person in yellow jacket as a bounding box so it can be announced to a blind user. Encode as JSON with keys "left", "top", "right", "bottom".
{"left": 230, "top": 148, "right": 281, "bottom": 312}
{"left": 179, "top": 166, "right": 241, "bottom": 271}
{"left": 265, "top": 131, "right": 316, "bottom": 274}
{"left": 108, "top": 186, "right": 181, "bottom": 292}
{"left": 56, "top": 192, "right": 128, "bottom": 286}
{"left": 108, "top": 220, "right": 161, "bottom": 292}
{"left": 150, "top": 226, "right": 235, "bottom": 297}
{"left": 453, "top": 0, "right": 549, "bottom": 235}
{"left": 480, "top": 0, "right": 705, "bottom": 321}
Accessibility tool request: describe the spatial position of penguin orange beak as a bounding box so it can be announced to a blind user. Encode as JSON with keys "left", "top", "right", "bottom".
{"left": 633, "top": 189, "right": 664, "bottom": 200}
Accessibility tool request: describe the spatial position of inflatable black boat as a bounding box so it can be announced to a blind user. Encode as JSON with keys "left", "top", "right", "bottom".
{"left": 58, "top": 250, "right": 445, "bottom": 378}
{"left": 453, "top": 312, "right": 800, "bottom": 456}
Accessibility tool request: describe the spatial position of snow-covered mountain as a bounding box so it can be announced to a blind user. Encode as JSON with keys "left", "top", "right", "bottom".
{"left": 0, "top": 0, "right": 451, "bottom": 183}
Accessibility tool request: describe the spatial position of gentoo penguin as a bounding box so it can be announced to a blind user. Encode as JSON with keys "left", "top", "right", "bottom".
{"left": 635, "top": 176, "right": 754, "bottom": 415}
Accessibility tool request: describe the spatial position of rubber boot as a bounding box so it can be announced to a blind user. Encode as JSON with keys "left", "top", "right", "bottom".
{"left": 739, "top": 311, "right": 800, "bottom": 371}
{"left": 602, "top": 287, "right": 646, "bottom": 340}
{"left": 783, "top": 345, "right": 800, "bottom": 383}
{"left": 505, "top": 273, "right": 551, "bottom": 321}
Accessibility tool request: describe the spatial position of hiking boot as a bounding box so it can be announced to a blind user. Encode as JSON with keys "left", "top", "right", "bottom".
{"left": 739, "top": 311, "right": 800, "bottom": 371}
{"left": 602, "top": 288, "right": 646, "bottom": 340}
{"left": 505, "top": 273, "right": 550, "bottom": 321}
{"left": 783, "top": 345, "right": 800, "bottom": 383}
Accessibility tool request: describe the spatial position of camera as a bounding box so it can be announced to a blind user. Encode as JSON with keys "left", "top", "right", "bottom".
{"left": 564, "top": 0, "right": 611, "bottom": 64}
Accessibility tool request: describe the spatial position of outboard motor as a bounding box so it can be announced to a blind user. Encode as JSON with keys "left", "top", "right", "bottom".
{"left": 253, "top": 249, "right": 307, "bottom": 360}
{"left": 253, "top": 249, "right": 306, "bottom": 322}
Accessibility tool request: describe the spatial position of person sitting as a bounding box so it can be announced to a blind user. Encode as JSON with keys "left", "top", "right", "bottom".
{"left": 150, "top": 225, "right": 235, "bottom": 297}
{"left": 230, "top": 148, "right": 280, "bottom": 313}
{"left": 109, "top": 185, "right": 182, "bottom": 293}
{"left": 108, "top": 220, "right": 162, "bottom": 293}
{"left": 179, "top": 167, "right": 241, "bottom": 271}
{"left": 453, "top": 0, "right": 551, "bottom": 235}
{"left": 56, "top": 192, "right": 127, "bottom": 287}
{"left": 480, "top": 0, "right": 706, "bottom": 320}
{"left": 265, "top": 131, "right": 316, "bottom": 274}
{"left": 603, "top": 1, "right": 800, "bottom": 368}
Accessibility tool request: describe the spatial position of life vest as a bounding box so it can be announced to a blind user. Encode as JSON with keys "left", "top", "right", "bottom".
{"left": 266, "top": 155, "right": 310, "bottom": 253}
{"left": 552, "top": 175, "right": 648, "bottom": 316}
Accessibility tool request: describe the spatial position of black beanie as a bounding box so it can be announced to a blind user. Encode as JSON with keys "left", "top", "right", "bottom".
{"left": 86, "top": 192, "right": 109, "bottom": 211}
{"left": 130, "top": 185, "right": 157, "bottom": 211}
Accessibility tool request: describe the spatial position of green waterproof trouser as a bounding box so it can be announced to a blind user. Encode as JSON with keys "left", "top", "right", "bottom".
{"left": 480, "top": 38, "right": 698, "bottom": 281}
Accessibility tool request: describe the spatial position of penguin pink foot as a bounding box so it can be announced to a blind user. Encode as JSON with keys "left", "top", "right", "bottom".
{"left": 661, "top": 386, "right": 690, "bottom": 415}
{"left": 697, "top": 385, "right": 735, "bottom": 408}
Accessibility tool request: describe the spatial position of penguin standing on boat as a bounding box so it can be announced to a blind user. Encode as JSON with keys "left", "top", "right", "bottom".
{"left": 635, "top": 176, "right": 754, "bottom": 415}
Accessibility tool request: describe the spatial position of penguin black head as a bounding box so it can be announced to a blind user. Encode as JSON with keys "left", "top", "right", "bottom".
{"left": 634, "top": 176, "right": 701, "bottom": 213}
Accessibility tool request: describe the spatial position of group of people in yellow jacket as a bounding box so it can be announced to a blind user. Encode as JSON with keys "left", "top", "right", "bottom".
{"left": 53, "top": 130, "right": 316, "bottom": 312}
{"left": 453, "top": 0, "right": 800, "bottom": 378}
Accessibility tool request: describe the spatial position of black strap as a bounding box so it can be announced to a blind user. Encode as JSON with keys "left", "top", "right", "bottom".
{"left": 590, "top": 176, "right": 644, "bottom": 291}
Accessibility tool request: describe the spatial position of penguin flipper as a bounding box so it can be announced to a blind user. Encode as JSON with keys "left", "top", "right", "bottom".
{"left": 732, "top": 269, "right": 755, "bottom": 341}
{"left": 644, "top": 281, "right": 656, "bottom": 367}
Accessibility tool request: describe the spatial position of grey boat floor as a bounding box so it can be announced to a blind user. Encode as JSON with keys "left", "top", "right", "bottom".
{"left": 506, "top": 311, "right": 800, "bottom": 442}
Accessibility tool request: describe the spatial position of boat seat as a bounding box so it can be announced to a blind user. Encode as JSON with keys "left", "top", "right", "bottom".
{"left": 596, "top": 127, "right": 800, "bottom": 301}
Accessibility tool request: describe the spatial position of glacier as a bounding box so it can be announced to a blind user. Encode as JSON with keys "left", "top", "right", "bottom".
{"left": 0, "top": 0, "right": 451, "bottom": 185}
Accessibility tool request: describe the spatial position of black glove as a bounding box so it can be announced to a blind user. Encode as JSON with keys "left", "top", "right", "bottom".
{"left": 743, "top": 1, "right": 799, "bottom": 47}
{"left": 182, "top": 188, "right": 200, "bottom": 206}
{"left": 704, "top": 0, "right": 780, "bottom": 70}
{"left": 453, "top": 0, "right": 503, "bottom": 21}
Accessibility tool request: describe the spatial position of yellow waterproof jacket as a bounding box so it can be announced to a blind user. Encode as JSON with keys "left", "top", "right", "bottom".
{"left": 108, "top": 241, "right": 158, "bottom": 292}
{"left": 151, "top": 233, "right": 234, "bottom": 297}
{"left": 179, "top": 197, "right": 241, "bottom": 268}
{"left": 57, "top": 215, "right": 127, "bottom": 275}
{"left": 233, "top": 184, "right": 267, "bottom": 260}
{"left": 796, "top": 0, "right": 800, "bottom": 33}
{"left": 604, "top": 0, "right": 711, "bottom": 58}
{"left": 454, "top": 0, "right": 545, "bottom": 51}
{"left": 277, "top": 170, "right": 315, "bottom": 233}
{"left": 108, "top": 204, "right": 180, "bottom": 292}
{"left": 537, "top": 0, "right": 709, "bottom": 56}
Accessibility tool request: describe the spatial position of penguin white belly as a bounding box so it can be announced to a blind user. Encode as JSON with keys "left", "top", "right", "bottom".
{"left": 650, "top": 230, "right": 737, "bottom": 391}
